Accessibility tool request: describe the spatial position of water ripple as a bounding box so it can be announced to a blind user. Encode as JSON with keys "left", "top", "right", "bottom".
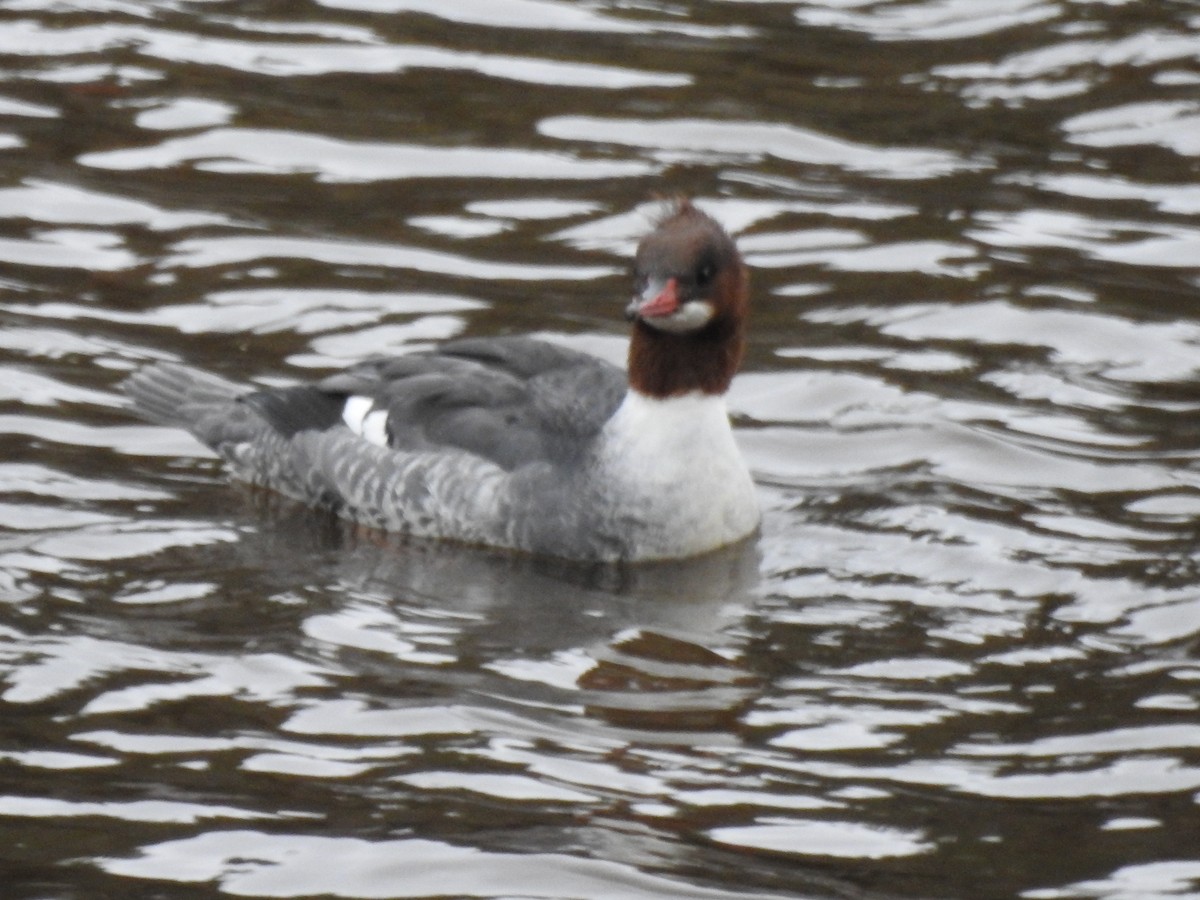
{"left": 540, "top": 115, "right": 981, "bottom": 178}
{"left": 795, "top": 0, "right": 1059, "bottom": 41}
{"left": 3, "top": 1, "right": 1199, "bottom": 898}
{"left": 82, "top": 128, "right": 658, "bottom": 181}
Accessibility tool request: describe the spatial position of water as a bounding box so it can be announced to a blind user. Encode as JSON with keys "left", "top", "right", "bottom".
{"left": 1, "top": 1, "right": 1199, "bottom": 898}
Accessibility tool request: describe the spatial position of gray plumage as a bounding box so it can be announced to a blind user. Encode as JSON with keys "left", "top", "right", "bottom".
{"left": 124, "top": 337, "right": 632, "bottom": 557}
{"left": 320, "top": 337, "right": 625, "bottom": 468}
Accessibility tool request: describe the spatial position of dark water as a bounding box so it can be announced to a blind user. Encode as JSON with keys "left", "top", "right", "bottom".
{"left": 2, "top": 1, "right": 1200, "bottom": 898}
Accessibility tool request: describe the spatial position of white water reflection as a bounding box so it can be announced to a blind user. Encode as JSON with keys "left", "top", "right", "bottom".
{"left": 102, "top": 830, "right": 782, "bottom": 900}
{"left": 0, "top": 369, "right": 119, "bottom": 408}
{"left": 85, "top": 655, "right": 336, "bottom": 715}
{"left": 3, "top": 1, "right": 1200, "bottom": 899}
{"left": 0, "top": 229, "right": 137, "bottom": 270}
{"left": 0, "top": 18, "right": 693, "bottom": 87}
{"left": 935, "top": 26, "right": 1200, "bottom": 108}
{"left": 140, "top": 31, "right": 691, "bottom": 87}
{"left": 957, "top": 725, "right": 1200, "bottom": 758}
{"left": 808, "top": 300, "right": 1200, "bottom": 383}
{"left": 8, "top": 16, "right": 689, "bottom": 88}
{"left": 794, "top": 0, "right": 1057, "bottom": 41}
{"left": 1026, "top": 861, "right": 1200, "bottom": 900}
{"left": 0, "top": 463, "right": 170, "bottom": 501}
{"left": 0, "top": 796, "right": 302, "bottom": 824}
{"left": 317, "top": 0, "right": 752, "bottom": 37}
{"left": 1063, "top": 101, "right": 1200, "bottom": 155}
{"left": 467, "top": 198, "right": 602, "bottom": 220}
{"left": 408, "top": 214, "right": 511, "bottom": 239}
{"left": 1089, "top": 232, "right": 1200, "bottom": 268}
{"left": 550, "top": 197, "right": 913, "bottom": 254}
{"left": 0, "top": 95, "right": 57, "bottom": 117}
{"left": 397, "top": 770, "right": 598, "bottom": 803}
{"left": 82, "top": 128, "right": 657, "bottom": 181}
{"left": 749, "top": 238, "right": 980, "bottom": 276}
{"left": 1031, "top": 173, "right": 1200, "bottom": 215}
{"left": 135, "top": 97, "right": 236, "bottom": 130}
{"left": 296, "top": 318, "right": 467, "bottom": 364}
{"left": 77, "top": 727, "right": 421, "bottom": 771}
{"left": 141, "top": 289, "right": 484, "bottom": 336}
{"left": 786, "top": 756, "right": 1200, "bottom": 801}
{"left": 539, "top": 116, "right": 977, "bottom": 178}
{"left": 162, "top": 234, "right": 618, "bottom": 280}
{"left": 710, "top": 819, "right": 932, "bottom": 859}
{"left": 0, "top": 749, "right": 116, "bottom": 769}
{"left": 0, "top": 179, "right": 232, "bottom": 228}
{"left": 806, "top": 0, "right": 1060, "bottom": 40}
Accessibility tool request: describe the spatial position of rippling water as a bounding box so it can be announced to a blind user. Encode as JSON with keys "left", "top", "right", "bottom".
{"left": 2, "top": 1, "right": 1199, "bottom": 898}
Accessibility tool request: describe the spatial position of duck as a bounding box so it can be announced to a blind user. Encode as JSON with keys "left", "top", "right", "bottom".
{"left": 124, "top": 199, "right": 759, "bottom": 562}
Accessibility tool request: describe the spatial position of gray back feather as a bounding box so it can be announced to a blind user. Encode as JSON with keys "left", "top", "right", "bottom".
{"left": 124, "top": 339, "right": 629, "bottom": 546}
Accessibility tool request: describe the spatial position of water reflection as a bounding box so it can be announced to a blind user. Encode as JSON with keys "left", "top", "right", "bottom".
{"left": 81, "top": 128, "right": 659, "bottom": 180}
{"left": 315, "top": 0, "right": 754, "bottom": 37}
{"left": 794, "top": 0, "right": 1059, "bottom": 41}
{"left": 3, "top": 0, "right": 1200, "bottom": 898}
{"left": 539, "top": 115, "right": 978, "bottom": 178}
{"left": 0, "top": 179, "right": 231, "bottom": 229}
{"left": 101, "top": 829, "right": 787, "bottom": 900}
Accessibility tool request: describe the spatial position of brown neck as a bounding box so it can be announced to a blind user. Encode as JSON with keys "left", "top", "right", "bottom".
{"left": 627, "top": 317, "right": 744, "bottom": 398}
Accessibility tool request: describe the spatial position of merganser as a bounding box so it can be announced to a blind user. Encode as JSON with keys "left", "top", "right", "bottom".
{"left": 124, "top": 200, "right": 759, "bottom": 562}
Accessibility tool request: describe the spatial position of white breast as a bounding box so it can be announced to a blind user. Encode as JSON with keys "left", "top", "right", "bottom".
{"left": 593, "top": 391, "right": 759, "bottom": 559}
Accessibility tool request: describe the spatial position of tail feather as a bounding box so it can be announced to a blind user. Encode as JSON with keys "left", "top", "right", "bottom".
{"left": 123, "top": 362, "right": 244, "bottom": 428}
{"left": 122, "top": 362, "right": 514, "bottom": 546}
{"left": 125, "top": 362, "right": 309, "bottom": 492}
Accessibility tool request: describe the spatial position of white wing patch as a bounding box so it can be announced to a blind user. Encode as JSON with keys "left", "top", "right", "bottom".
{"left": 361, "top": 410, "right": 389, "bottom": 447}
{"left": 342, "top": 395, "right": 389, "bottom": 447}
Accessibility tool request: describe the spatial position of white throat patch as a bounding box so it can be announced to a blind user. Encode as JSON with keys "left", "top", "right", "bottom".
{"left": 642, "top": 300, "right": 715, "bottom": 334}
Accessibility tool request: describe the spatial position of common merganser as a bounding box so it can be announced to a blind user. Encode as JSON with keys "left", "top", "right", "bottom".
{"left": 125, "top": 200, "right": 759, "bottom": 562}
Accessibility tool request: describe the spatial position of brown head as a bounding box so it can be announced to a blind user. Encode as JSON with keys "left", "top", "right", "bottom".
{"left": 625, "top": 200, "right": 749, "bottom": 397}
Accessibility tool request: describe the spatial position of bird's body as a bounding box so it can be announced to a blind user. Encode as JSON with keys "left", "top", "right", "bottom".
{"left": 125, "top": 201, "right": 759, "bottom": 562}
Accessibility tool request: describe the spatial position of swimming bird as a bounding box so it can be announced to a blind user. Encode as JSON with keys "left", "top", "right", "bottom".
{"left": 125, "top": 200, "right": 759, "bottom": 561}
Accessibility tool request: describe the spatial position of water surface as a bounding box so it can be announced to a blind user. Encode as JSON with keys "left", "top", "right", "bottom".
{"left": 1, "top": 1, "right": 1199, "bottom": 898}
